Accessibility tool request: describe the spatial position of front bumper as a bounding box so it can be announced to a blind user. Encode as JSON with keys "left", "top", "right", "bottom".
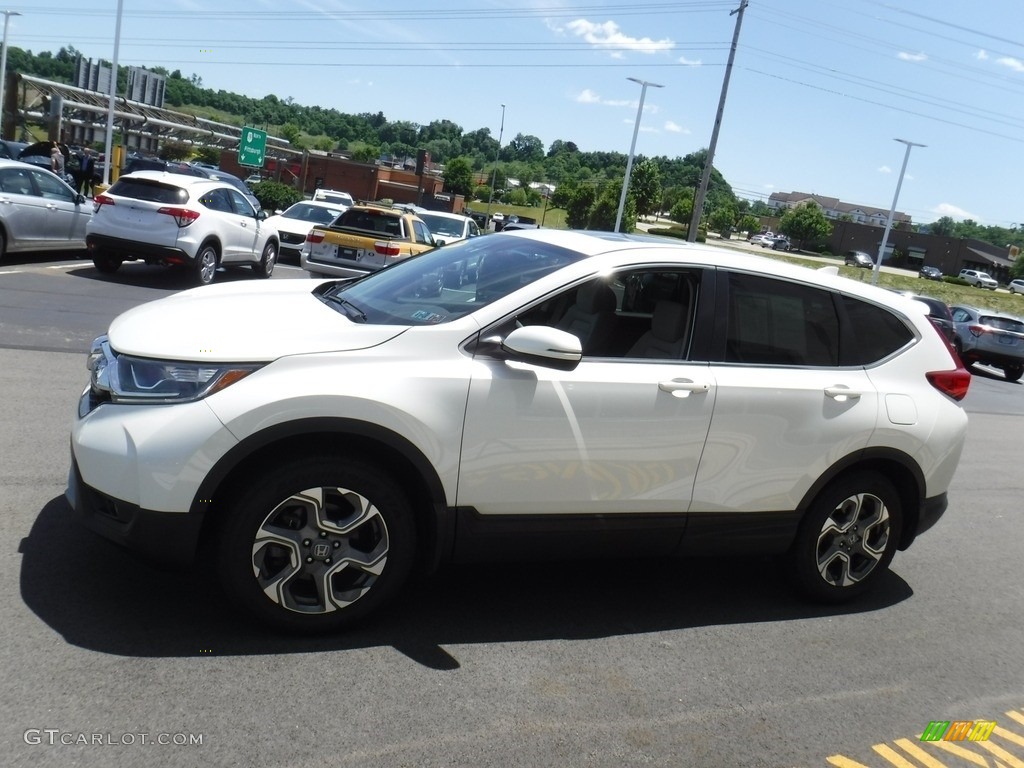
{"left": 66, "top": 457, "right": 203, "bottom": 566}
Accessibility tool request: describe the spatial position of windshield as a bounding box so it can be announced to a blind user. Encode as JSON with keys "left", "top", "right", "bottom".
{"left": 284, "top": 203, "right": 344, "bottom": 223}
{"left": 419, "top": 214, "right": 467, "bottom": 238}
{"left": 318, "top": 234, "right": 585, "bottom": 325}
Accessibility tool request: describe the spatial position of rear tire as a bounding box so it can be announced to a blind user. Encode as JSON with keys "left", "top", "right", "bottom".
{"left": 1004, "top": 365, "right": 1023, "bottom": 383}
{"left": 216, "top": 456, "right": 417, "bottom": 633}
{"left": 788, "top": 471, "right": 902, "bottom": 603}
{"left": 92, "top": 252, "right": 122, "bottom": 274}
{"left": 194, "top": 244, "right": 218, "bottom": 286}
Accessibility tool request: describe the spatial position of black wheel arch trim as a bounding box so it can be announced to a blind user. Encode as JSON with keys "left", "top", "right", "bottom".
{"left": 795, "top": 446, "right": 929, "bottom": 550}
{"left": 191, "top": 417, "right": 452, "bottom": 569}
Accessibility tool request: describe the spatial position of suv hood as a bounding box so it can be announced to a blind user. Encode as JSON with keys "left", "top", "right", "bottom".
{"left": 107, "top": 280, "right": 406, "bottom": 361}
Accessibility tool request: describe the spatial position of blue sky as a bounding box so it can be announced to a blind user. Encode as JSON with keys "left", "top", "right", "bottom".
{"left": 7, "top": 1, "right": 1024, "bottom": 228}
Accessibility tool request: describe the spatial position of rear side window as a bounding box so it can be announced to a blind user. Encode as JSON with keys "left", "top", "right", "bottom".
{"left": 980, "top": 315, "right": 1024, "bottom": 333}
{"left": 109, "top": 178, "right": 188, "bottom": 205}
{"left": 841, "top": 296, "right": 914, "bottom": 364}
{"left": 724, "top": 273, "right": 840, "bottom": 366}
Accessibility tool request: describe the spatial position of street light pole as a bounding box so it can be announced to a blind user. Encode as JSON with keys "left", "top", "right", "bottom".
{"left": 485, "top": 103, "right": 506, "bottom": 229}
{"left": 101, "top": 0, "right": 124, "bottom": 187}
{"left": 0, "top": 10, "right": 22, "bottom": 139}
{"left": 615, "top": 77, "right": 663, "bottom": 233}
{"left": 872, "top": 138, "right": 925, "bottom": 285}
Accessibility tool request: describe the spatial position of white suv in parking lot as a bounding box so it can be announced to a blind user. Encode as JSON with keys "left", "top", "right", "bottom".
{"left": 86, "top": 171, "right": 280, "bottom": 285}
{"left": 67, "top": 230, "right": 970, "bottom": 632}
{"left": 959, "top": 268, "right": 998, "bottom": 290}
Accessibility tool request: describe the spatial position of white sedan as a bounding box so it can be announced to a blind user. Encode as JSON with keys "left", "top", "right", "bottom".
{"left": 263, "top": 200, "right": 348, "bottom": 262}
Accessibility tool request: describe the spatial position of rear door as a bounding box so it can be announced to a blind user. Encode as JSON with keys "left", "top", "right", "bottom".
{"left": 694, "top": 271, "right": 880, "bottom": 516}
{"left": 0, "top": 166, "right": 46, "bottom": 248}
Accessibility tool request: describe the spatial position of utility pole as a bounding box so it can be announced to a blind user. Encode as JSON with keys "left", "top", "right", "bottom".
{"left": 688, "top": 0, "right": 747, "bottom": 241}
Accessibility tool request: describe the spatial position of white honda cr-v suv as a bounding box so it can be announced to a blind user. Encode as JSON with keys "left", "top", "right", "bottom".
{"left": 67, "top": 230, "right": 970, "bottom": 632}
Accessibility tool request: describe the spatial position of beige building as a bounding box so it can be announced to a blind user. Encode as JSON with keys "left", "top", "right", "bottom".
{"left": 768, "top": 191, "right": 911, "bottom": 227}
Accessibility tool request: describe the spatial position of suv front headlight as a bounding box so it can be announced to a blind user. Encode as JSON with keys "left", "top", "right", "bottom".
{"left": 86, "top": 335, "right": 262, "bottom": 407}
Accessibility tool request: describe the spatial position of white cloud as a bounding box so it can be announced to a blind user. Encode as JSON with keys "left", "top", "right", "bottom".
{"left": 664, "top": 121, "right": 689, "bottom": 134}
{"left": 933, "top": 203, "right": 981, "bottom": 222}
{"left": 898, "top": 51, "right": 927, "bottom": 62}
{"left": 763, "top": 183, "right": 775, "bottom": 189}
{"left": 576, "top": 89, "right": 658, "bottom": 112}
{"left": 878, "top": 165, "right": 892, "bottom": 174}
{"left": 997, "top": 56, "right": 1024, "bottom": 73}
{"left": 565, "top": 19, "right": 674, "bottom": 55}
{"left": 678, "top": 56, "right": 702, "bottom": 67}
{"left": 976, "top": 49, "right": 989, "bottom": 61}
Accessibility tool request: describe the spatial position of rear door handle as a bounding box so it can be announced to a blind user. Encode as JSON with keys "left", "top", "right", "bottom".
{"left": 659, "top": 378, "right": 711, "bottom": 397}
{"left": 824, "top": 386, "right": 866, "bottom": 400}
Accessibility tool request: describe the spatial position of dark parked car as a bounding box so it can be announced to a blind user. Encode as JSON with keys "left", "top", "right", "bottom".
{"left": 844, "top": 250, "right": 874, "bottom": 268}
{"left": 919, "top": 265, "right": 943, "bottom": 281}
{"left": 911, "top": 295, "right": 955, "bottom": 342}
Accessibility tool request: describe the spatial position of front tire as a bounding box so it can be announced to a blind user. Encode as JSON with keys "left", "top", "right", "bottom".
{"left": 194, "top": 244, "right": 219, "bottom": 285}
{"left": 252, "top": 240, "right": 277, "bottom": 278}
{"left": 216, "top": 456, "right": 417, "bottom": 633}
{"left": 788, "top": 472, "right": 902, "bottom": 603}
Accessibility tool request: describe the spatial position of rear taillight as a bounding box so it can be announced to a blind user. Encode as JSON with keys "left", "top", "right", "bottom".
{"left": 306, "top": 230, "right": 325, "bottom": 244}
{"left": 925, "top": 320, "right": 970, "bottom": 401}
{"left": 157, "top": 206, "right": 200, "bottom": 227}
{"left": 93, "top": 193, "right": 115, "bottom": 212}
{"left": 374, "top": 240, "right": 401, "bottom": 257}
{"left": 968, "top": 324, "right": 986, "bottom": 337}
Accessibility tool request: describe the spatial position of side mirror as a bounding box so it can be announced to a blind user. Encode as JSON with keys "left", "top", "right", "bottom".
{"left": 501, "top": 326, "right": 582, "bottom": 371}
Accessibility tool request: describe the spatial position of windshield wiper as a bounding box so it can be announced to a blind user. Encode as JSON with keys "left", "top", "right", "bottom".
{"left": 322, "top": 293, "right": 367, "bottom": 322}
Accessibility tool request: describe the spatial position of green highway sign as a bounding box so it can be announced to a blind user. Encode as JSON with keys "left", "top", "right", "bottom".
{"left": 238, "top": 126, "right": 267, "bottom": 168}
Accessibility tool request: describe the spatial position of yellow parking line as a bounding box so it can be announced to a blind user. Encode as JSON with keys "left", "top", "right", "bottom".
{"left": 827, "top": 756, "right": 872, "bottom": 768}
{"left": 893, "top": 738, "right": 950, "bottom": 768}
{"left": 872, "top": 743, "right": 920, "bottom": 767}
{"left": 925, "top": 738, "right": 994, "bottom": 766}
{"left": 995, "top": 726, "right": 1024, "bottom": 748}
{"left": 1007, "top": 712, "right": 1024, "bottom": 729}
{"left": 974, "top": 740, "right": 1024, "bottom": 768}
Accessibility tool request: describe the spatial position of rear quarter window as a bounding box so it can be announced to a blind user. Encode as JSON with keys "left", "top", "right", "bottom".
{"left": 841, "top": 296, "right": 914, "bottom": 364}
{"left": 109, "top": 178, "right": 188, "bottom": 205}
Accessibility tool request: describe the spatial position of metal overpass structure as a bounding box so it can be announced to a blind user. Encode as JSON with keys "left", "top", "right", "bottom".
{"left": 2, "top": 72, "right": 295, "bottom": 159}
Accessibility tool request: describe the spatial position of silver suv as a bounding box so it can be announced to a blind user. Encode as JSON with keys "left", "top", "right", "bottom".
{"left": 86, "top": 171, "right": 279, "bottom": 285}
{"left": 950, "top": 304, "right": 1024, "bottom": 381}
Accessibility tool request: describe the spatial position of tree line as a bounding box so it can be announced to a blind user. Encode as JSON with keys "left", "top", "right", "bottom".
{"left": 11, "top": 46, "right": 1022, "bottom": 244}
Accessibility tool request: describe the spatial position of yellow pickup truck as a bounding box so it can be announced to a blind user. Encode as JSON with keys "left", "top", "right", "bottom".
{"left": 300, "top": 204, "right": 437, "bottom": 279}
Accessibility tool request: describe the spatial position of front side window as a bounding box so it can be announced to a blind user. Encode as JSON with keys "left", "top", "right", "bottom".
{"left": 32, "top": 169, "right": 75, "bottom": 202}
{"left": 413, "top": 221, "right": 434, "bottom": 245}
{"left": 724, "top": 272, "right": 840, "bottom": 367}
{"left": 493, "top": 268, "right": 702, "bottom": 360}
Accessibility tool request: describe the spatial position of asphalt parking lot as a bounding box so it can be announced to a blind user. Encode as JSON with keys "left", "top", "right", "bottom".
{"left": 1, "top": 255, "right": 1022, "bottom": 767}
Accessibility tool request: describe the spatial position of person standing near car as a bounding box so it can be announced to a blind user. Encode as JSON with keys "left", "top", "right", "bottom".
{"left": 78, "top": 148, "right": 95, "bottom": 196}
{"left": 50, "top": 145, "right": 65, "bottom": 177}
